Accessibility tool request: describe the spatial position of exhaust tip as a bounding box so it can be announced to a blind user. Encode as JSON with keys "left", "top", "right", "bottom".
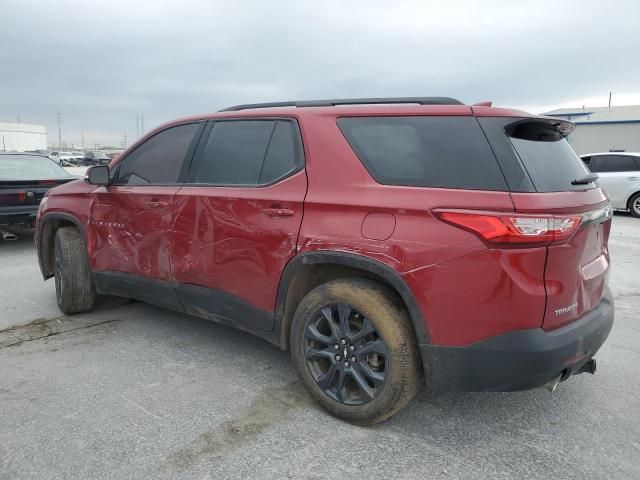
{"left": 543, "top": 373, "right": 562, "bottom": 393}
{"left": 0, "top": 230, "right": 18, "bottom": 241}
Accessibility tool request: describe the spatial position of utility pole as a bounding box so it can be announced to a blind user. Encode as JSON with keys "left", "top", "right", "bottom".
{"left": 141, "top": 113, "right": 144, "bottom": 135}
{"left": 123, "top": 132, "right": 127, "bottom": 149}
{"left": 81, "top": 131, "right": 85, "bottom": 150}
{"left": 57, "top": 109, "right": 63, "bottom": 149}
{"left": 608, "top": 92, "right": 612, "bottom": 108}
{"left": 136, "top": 113, "right": 140, "bottom": 138}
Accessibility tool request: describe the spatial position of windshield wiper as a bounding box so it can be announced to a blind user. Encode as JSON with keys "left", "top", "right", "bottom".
{"left": 571, "top": 173, "right": 599, "bottom": 185}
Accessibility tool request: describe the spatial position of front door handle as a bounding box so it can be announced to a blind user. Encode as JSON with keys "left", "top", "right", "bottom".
{"left": 262, "top": 207, "right": 295, "bottom": 218}
{"left": 144, "top": 200, "right": 168, "bottom": 208}
{"left": 627, "top": 176, "right": 640, "bottom": 181}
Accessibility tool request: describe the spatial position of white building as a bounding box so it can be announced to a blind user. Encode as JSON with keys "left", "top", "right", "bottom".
{"left": 0, "top": 122, "right": 48, "bottom": 152}
{"left": 544, "top": 105, "right": 640, "bottom": 155}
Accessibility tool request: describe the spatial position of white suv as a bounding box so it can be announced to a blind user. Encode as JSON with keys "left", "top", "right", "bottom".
{"left": 581, "top": 152, "right": 640, "bottom": 218}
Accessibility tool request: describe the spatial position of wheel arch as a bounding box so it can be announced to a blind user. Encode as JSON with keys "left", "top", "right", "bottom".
{"left": 275, "top": 251, "right": 429, "bottom": 350}
{"left": 626, "top": 190, "right": 640, "bottom": 211}
{"left": 38, "top": 212, "right": 86, "bottom": 279}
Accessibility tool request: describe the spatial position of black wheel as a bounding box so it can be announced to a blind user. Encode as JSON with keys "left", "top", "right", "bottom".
{"left": 54, "top": 227, "right": 96, "bottom": 314}
{"left": 628, "top": 192, "right": 640, "bottom": 218}
{"left": 291, "top": 278, "right": 421, "bottom": 425}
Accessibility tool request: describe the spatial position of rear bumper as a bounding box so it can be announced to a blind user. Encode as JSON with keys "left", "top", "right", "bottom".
{"left": 0, "top": 205, "right": 38, "bottom": 225}
{"left": 421, "top": 288, "right": 614, "bottom": 391}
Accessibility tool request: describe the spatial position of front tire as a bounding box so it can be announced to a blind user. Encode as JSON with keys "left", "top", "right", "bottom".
{"left": 290, "top": 278, "right": 421, "bottom": 425}
{"left": 628, "top": 192, "right": 640, "bottom": 218}
{"left": 54, "top": 227, "right": 96, "bottom": 314}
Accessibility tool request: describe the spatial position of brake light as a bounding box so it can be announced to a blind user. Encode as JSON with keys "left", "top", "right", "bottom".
{"left": 434, "top": 210, "right": 582, "bottom": 246}
{"left": 18, "top": 191, "right": 27, "bottom": 202}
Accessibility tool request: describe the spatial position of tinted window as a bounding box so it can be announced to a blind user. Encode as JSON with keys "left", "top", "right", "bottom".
{"left": 191, "top": 120, "right": 302, "bottom": 186}
{"left": 507, "top": 122, "right": 592, "bottom": 192}
{"left": 591, "top": 155, "right": 639, "bottom": 173}
{"left": 116, "top": 123, "right": 199, "bottom": 185}
{"left": 0, "top": 155, "right": 70, "bottom": 180}
{"left": 259, "top": 121, "right": 299, "bottom": 184}
{"left": 337, "top": 116, "right": 507, "bottom": 190}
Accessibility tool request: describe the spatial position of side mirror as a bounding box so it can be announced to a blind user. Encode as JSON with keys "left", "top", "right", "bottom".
{"left": 86, "top": 165, "right": 110, "bottom": 186}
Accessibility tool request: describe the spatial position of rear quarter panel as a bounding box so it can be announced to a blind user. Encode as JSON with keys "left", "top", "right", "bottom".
{"left": 297, "top": 111, "right": 547, "bottom": 346}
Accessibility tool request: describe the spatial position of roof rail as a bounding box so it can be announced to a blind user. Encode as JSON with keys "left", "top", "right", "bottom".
{"left": 219, "top": 97, "right": 464, "bottom": 112}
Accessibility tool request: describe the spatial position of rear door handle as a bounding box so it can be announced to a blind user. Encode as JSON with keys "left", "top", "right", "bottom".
{"left": 262, "top": 207, "right": 295, "bottom": 218}
{"left": 627, "top": 176, "right": 640, "bottom": 181}
{"left": 144, "top": 200, "right": 168, "bottom": 208}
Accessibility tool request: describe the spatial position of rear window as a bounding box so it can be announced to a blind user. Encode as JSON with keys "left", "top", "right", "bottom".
{"left": 507, "top": 121, "right": 592, "bottom": 192}
{"left": 0, "top": 155, "right": 70, "bottom": 180}
{"left": 337, "top": 116, "right": 507, "bottom": 190}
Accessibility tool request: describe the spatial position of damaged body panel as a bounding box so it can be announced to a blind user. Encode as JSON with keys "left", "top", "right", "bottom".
{"left": 35, "top": 98, "right": 614, "bottom": 410}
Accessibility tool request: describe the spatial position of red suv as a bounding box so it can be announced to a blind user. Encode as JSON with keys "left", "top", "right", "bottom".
{"left": 35, "top": 97, "right": 614, "bottom": 424}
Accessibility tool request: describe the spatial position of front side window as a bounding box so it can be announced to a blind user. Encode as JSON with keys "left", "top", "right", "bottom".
{"left": 590, "top": 155, "right": 640, "bottom": 173}
{"left": 190, "top": 119, "right": 302, "bottom": 186}
{"left": 115, "top": 123, "right": 200, "bottom": 185}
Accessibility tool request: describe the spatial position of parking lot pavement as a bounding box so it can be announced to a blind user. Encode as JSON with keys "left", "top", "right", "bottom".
{"left": 1, "top": 216, "right": 639, "bottom": 480}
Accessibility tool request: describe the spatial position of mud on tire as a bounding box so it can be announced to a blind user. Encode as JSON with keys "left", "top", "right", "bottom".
{"left": 54, "top": 227, "right": 96, "bottom": 314}
{"left": 290, "top": 278, "right": 422, "bottom": 425}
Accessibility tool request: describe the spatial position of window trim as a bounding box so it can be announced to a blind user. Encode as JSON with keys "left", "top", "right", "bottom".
{"left": 111, "top": 121, "right": 205, "bottom": 186}
{"left": 182, "top": 117, "right": 305, "bottom": 188}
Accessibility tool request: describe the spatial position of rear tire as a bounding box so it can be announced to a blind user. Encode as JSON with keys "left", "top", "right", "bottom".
{"left": 290, "top": 278, "right": 421, "bottom": 425}
{"left": 628, "top": 192, "right": 640, "bottom": 218}
{"left": 54, "top": 227, "right": 96, "bottom": 314}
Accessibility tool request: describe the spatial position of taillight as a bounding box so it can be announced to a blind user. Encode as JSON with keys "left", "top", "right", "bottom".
{"left": 434, "top": 210, "right": 582, "bottom": 246}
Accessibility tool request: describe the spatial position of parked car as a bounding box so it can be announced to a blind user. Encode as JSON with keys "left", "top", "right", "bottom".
{"left": 70, "top": 151, "right": 85, "bottom": 164}
{"left": 581, "top": 152, "right": 640, "bottom": 217}
{"left": 0, "top": 152, "right": 73, "bottom": 234}
{"left": 35, "top": 97, "right": 614, "bottom": 424}
{"left": 83, "top": 151, "right": 110, "bottom": 166}
{"left": 57, "top": 154, "right": 77, "bottom": 166}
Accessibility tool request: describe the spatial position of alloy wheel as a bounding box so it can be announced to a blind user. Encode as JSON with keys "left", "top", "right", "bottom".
{"left": 303, "top": 303, "right": 388, "bottom": 405}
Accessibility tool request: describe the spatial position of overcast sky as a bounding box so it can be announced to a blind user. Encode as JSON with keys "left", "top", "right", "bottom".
{"left": 1, "top": 0, "right": 639, "bottom": 148}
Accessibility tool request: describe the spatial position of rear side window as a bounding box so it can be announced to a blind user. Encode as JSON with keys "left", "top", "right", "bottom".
{"left": 116, "top": 123, "right": 200, "bottom": 185}
{"left": 337, "top": 116, "right": 507, "bottom": 190}
{"left": 590, "top": 155, "right": 640, "bottom": 173}
{"left": 507, "top": 121, "right": 592, "bottom": 192}
{"left": 190, "top": 120, "right": 302, "bottom": 186}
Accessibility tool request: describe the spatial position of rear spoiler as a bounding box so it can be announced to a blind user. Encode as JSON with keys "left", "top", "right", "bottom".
{"left": 505, "top": 117, "right": 576, "bottom": 140}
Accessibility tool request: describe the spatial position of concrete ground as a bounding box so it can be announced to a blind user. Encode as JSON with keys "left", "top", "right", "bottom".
{"left": 1, "top": 215, "right": 639, "bottom": 480}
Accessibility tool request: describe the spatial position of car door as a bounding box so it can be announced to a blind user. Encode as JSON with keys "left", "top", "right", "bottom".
{"left": 171, "top": 118, "right": 307, "bottom": 331}
{"left": 89, "top": 122, "right": 203, "bottom": 306}
{"left": 590, "top": 154, "right": 640, "bottom": 209}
